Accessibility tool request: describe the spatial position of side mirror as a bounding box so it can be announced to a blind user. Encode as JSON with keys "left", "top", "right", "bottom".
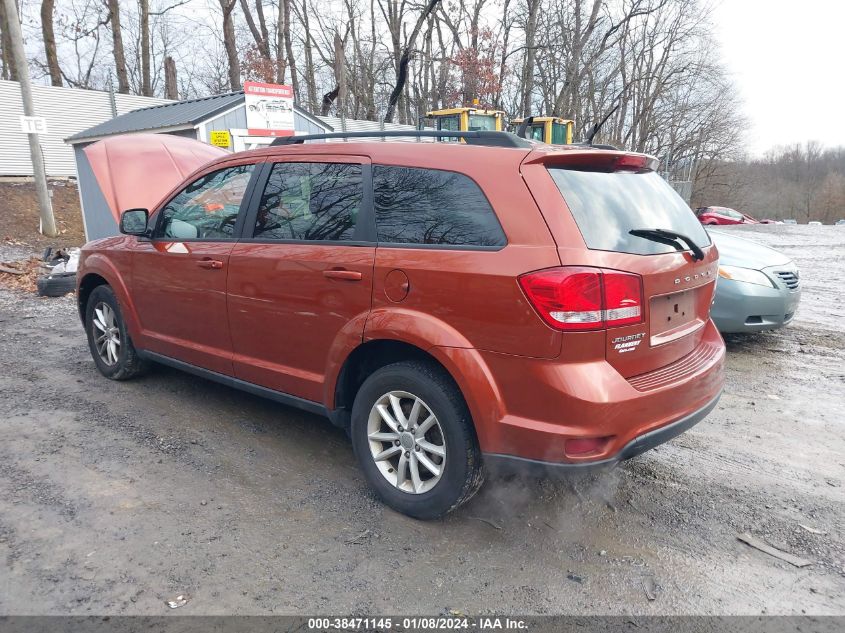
{"left": 119, "top": 208, "right": 150, "bottom": 237}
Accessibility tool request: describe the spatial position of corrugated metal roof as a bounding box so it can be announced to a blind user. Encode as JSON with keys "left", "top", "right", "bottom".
{"left": 66, "top": 91, "right": 245, "bottom": 143}
{"left": 0, "top": 80, "right": 172, "bottom": 176}
{"left": 316, "top": 115, "right": 424, "bottom": 142}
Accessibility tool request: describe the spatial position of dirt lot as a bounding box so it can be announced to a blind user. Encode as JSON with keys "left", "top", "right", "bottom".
{"left": 0, "top": 180, "right": 85, "bottom": 253}
{"left": 0, "top": 225, "right": 843, "bottom": 615}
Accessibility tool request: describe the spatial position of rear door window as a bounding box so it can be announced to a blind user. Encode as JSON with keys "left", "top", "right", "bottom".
{"left": 253, "top": 162, "right": 363, "bottom": 241}
{"left": 548, "top": 168, "right": 710, "bottom": 255}
{"left": 373, "top": 165, "right": 506, "bottom": 248}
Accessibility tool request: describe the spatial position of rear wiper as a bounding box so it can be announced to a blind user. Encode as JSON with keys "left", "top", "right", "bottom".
{"left": 629, "top": 228, "right": 705, "bottom": 261}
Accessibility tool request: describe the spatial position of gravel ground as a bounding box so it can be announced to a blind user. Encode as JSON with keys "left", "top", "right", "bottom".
{"left": 0, "top": 225, "right": 843, "bottom": 615}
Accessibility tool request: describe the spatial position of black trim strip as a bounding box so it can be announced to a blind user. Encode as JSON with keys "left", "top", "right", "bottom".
{"left": 137, "top": 350, "right": 328, "bottom": 418}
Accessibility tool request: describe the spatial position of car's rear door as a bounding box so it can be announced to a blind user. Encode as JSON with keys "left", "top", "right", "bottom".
{"left": 131, "top": 159, "right": 262, "bottom": 375}
{"left": 226, "top": 155, "right": 375, "bottom": 403}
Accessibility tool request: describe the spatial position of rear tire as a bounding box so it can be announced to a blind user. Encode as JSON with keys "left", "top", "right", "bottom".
{"left": 85, "top": 285, "right": 148, "bottom": 380}
{"left": 350, "top": 360, "right": 484, "bottom": 519}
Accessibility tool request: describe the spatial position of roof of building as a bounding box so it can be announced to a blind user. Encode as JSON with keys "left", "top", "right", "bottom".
{"left": 66, "top": 92, "right": 243, "bottom": 143}
{"left": 66, "top": 91, "right": 330, "bottom": 143}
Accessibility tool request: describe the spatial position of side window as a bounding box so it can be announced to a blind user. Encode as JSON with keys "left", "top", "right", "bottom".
{"left": 373, "top": 166, "right": 506, "bottom": 248}
{"left": 157, "top": 164, "right": 254, "bottom": 240}
{"left": 253, "top": 162, "right": 362, "bottom": 241}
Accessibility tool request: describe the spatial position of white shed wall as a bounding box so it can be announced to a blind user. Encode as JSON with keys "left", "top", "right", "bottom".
{"left": 0, "top": 81, "right": 172, "bottom": 177}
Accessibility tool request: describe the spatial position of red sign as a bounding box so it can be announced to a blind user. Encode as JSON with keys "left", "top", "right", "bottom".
{"left": 244, "top": 81, "right": 296, "bottom": 137}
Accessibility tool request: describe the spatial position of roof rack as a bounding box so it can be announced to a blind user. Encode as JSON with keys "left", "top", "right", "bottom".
{"left": 270, "top": 130, "right": 535, "bottom": 148}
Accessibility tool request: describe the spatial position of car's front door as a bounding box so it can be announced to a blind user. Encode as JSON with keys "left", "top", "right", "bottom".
{"left": 131, "top": 160, "right": 261, "bottom": 375}
{"left": 226, "top": 156, "right": 375, "bottom": 403}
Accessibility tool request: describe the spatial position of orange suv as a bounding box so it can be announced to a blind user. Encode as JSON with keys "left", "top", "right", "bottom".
{"left": 78, "top": 130, "right": 724, "bottom": 519}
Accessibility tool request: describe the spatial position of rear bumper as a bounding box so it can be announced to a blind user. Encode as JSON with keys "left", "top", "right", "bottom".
{"left": 444, "top": 318, "right": 725, "bottom": 467}
{"left": 483, "top": 390, "right": 721, "bottom": 476}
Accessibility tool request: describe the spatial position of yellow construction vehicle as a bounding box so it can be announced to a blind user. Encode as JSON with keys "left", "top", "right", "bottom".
{"left": 426, "top": 106, "right": 506, "bottom": 135}
{"left": 510, "top": 116, "right": 575, "bottom": 144}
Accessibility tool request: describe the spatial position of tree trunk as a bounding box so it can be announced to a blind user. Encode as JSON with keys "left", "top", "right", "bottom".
{"left": 220, "top": 0, "right": 241, "bottom": 90}
{"left": 333, "top": 31, "right": 345, "bottom": 118}
{"left": 282, "top": 0, "right": 298, "bottom": 95}
{"left": 164, "top": 55, "right": 178, "bottom": 99}
{"left": 239, "top": 0, "right": 271, "bottom": 59}
{"left": 384, "top": 0, "right": 440, "bottom": 123}
{"left": 139, "top": 0, "right": 151, "bottom": 96}
{"left": 0, "top": 0, "right": 18, "bottom": 80}
{"left": 301, "top": 1, "right": 317, "bottom": 111}
{"left": 520, "top": 0, "right": 540, "bottom": 117}
{"left": 106, "top": 0, "right": 129, "bottom": 93}
{"left": 40, "top": 0, "right": 62, "bottom": 86}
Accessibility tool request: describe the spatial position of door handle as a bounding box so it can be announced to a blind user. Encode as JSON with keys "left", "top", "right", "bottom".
{"left": 197, "top": 258, "right": 224, "bottom": 269}
{"left": 323, "top": 269, "right": 362, "bottom": 281}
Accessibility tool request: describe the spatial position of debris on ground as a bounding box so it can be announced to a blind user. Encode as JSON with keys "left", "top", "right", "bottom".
{"left": 737, "top": 533, "right": 812, "bottom": 568}
{"left": 345, "top": 529, "right": 372, "bottom": 545}
{"left": 0, "top": 257, "right": 46, "bottom": 293}
{"left": 166, "top": 594, "right": 189, "bottom": 609}
{"left": 469, "top": 516, "right": 502, "bottom": 530}
{"left": 642, "top": 577, "right": 657, "bottom": 601}
{"left": 798, "top": 524, "right": 827, "bottom": 535}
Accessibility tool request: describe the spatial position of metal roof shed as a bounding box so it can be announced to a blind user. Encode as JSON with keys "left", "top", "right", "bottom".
{"left": 67, "top": 92, "right": 332, "bottom": 240}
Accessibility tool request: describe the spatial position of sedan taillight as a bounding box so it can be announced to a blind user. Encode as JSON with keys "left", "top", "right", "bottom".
{"left": 519, "top": 267, "right": 644, "bottom": 332}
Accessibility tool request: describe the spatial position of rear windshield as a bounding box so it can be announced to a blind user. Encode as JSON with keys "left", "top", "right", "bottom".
{"left": 548, "top": 168, "right": 710, "bottom": 255}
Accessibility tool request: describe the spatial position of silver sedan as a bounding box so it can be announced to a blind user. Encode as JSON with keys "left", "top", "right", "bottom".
{"left": 709, "top": 231, "right": 801, "bottom": 333}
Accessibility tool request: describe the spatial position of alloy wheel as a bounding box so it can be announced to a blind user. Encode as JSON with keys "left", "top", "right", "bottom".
{"left": 367, "top": 390, "right": 446, "bottom": 494}
{"left": 92, "top": 302, "right": 121, "bottom": 366}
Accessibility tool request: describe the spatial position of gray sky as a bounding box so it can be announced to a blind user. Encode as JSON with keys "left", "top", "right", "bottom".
{"left": 712, "top": 0, "right": 845, "bottom": 156}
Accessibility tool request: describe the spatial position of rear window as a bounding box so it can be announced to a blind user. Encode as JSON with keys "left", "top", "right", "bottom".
{"left": 373, "top": 165, "right": 506, "bottom": 248}
{"left": 548, "top": 168, "right": 710, "bottom": 255}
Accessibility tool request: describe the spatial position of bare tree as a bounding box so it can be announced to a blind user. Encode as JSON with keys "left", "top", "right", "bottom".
{"left": 0, "top": 0, "right": 14, "bottom": 80}
{"left": 41, "top": 0, "right": 63, "bottom": 86}
{"left": 383, "top": 0, "right": 440, "bottom": 123}
{"left": 164, "top": 53, "right": 178, "bottom": 98}
{"left": 105, "top": 0, "right": 129, "bottom": 92}
{"left": 219, "top": 0, "right": 240, "bottom": 90}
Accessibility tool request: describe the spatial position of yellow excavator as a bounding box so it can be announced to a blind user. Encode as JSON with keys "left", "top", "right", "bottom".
{"left": 510, "top": 116, "right": 575, "bottom": 144}
{"left": 426, "top": 105, "right": 506, "bottom": 137}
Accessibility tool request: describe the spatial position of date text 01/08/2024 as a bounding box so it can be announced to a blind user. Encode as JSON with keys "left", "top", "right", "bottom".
{"left": 306, "top": 617, "right": 529, "bottom": 630}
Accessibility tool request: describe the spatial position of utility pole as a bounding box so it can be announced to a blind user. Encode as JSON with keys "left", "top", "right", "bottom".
{"left": 3, "top": 0, "right": 57, "bottom": 237}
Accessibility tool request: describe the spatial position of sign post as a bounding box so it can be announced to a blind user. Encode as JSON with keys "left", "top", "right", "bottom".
{"left": 3, "top": 0, "right": 57, "bottom": 237}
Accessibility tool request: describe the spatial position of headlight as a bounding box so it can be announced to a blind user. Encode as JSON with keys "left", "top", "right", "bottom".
{"left": 718, "top": 265, "right": 776, "bottom": 288}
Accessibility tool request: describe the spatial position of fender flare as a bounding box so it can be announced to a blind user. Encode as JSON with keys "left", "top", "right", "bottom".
{"left": 324, "top": 307, "right": 505, "bottom": 450}
{"left": 78, "top": 254, "right": 142, "bottom": 338}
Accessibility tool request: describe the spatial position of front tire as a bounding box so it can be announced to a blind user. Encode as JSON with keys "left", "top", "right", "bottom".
{"left": 350, "top": 360, "right": 484, "bottom": 519}
{"left": 85, "top": 285, "right": 147, "bottom": 380}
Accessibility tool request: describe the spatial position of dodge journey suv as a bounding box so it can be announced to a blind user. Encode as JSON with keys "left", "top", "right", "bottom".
{"left": 78, "top": 130, "right": 724, "bottom": 519}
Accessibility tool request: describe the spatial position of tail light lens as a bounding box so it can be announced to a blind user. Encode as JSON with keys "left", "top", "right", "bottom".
{"left": 519, "top": 267, "right": 644, "bottom": 331}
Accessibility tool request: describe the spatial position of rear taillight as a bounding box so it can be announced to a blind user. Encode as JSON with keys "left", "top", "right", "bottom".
{"left": 519, "top": 267, "right": 644, "bottom": 331}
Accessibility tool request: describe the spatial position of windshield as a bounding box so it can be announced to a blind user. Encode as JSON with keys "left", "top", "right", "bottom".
{"left": 548, "top": 168, "right": 711, "bottom": 255}
{"left": 468, "top": 114, "right": 498, "bottom": 131}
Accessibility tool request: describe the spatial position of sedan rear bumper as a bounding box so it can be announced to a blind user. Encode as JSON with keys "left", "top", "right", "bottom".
{"left": 483, "top": 390, "right": 721, "bottom": 476}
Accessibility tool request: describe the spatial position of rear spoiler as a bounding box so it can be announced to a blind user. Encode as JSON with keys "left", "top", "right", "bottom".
{"left": 522, "top": 149, "right": 660, "bottom": 173}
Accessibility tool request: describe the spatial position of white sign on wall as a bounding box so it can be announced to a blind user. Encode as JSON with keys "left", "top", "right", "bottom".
{"left": 20, "top": 115, "right": 48, "bottom": 135}
{"left": 244, "top": 81, "right": 295, "bottom": 137}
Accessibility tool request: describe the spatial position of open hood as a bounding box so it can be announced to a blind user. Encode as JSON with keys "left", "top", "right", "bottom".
{"left": 83, "top": 133, "right": 229, "bottom": 223}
